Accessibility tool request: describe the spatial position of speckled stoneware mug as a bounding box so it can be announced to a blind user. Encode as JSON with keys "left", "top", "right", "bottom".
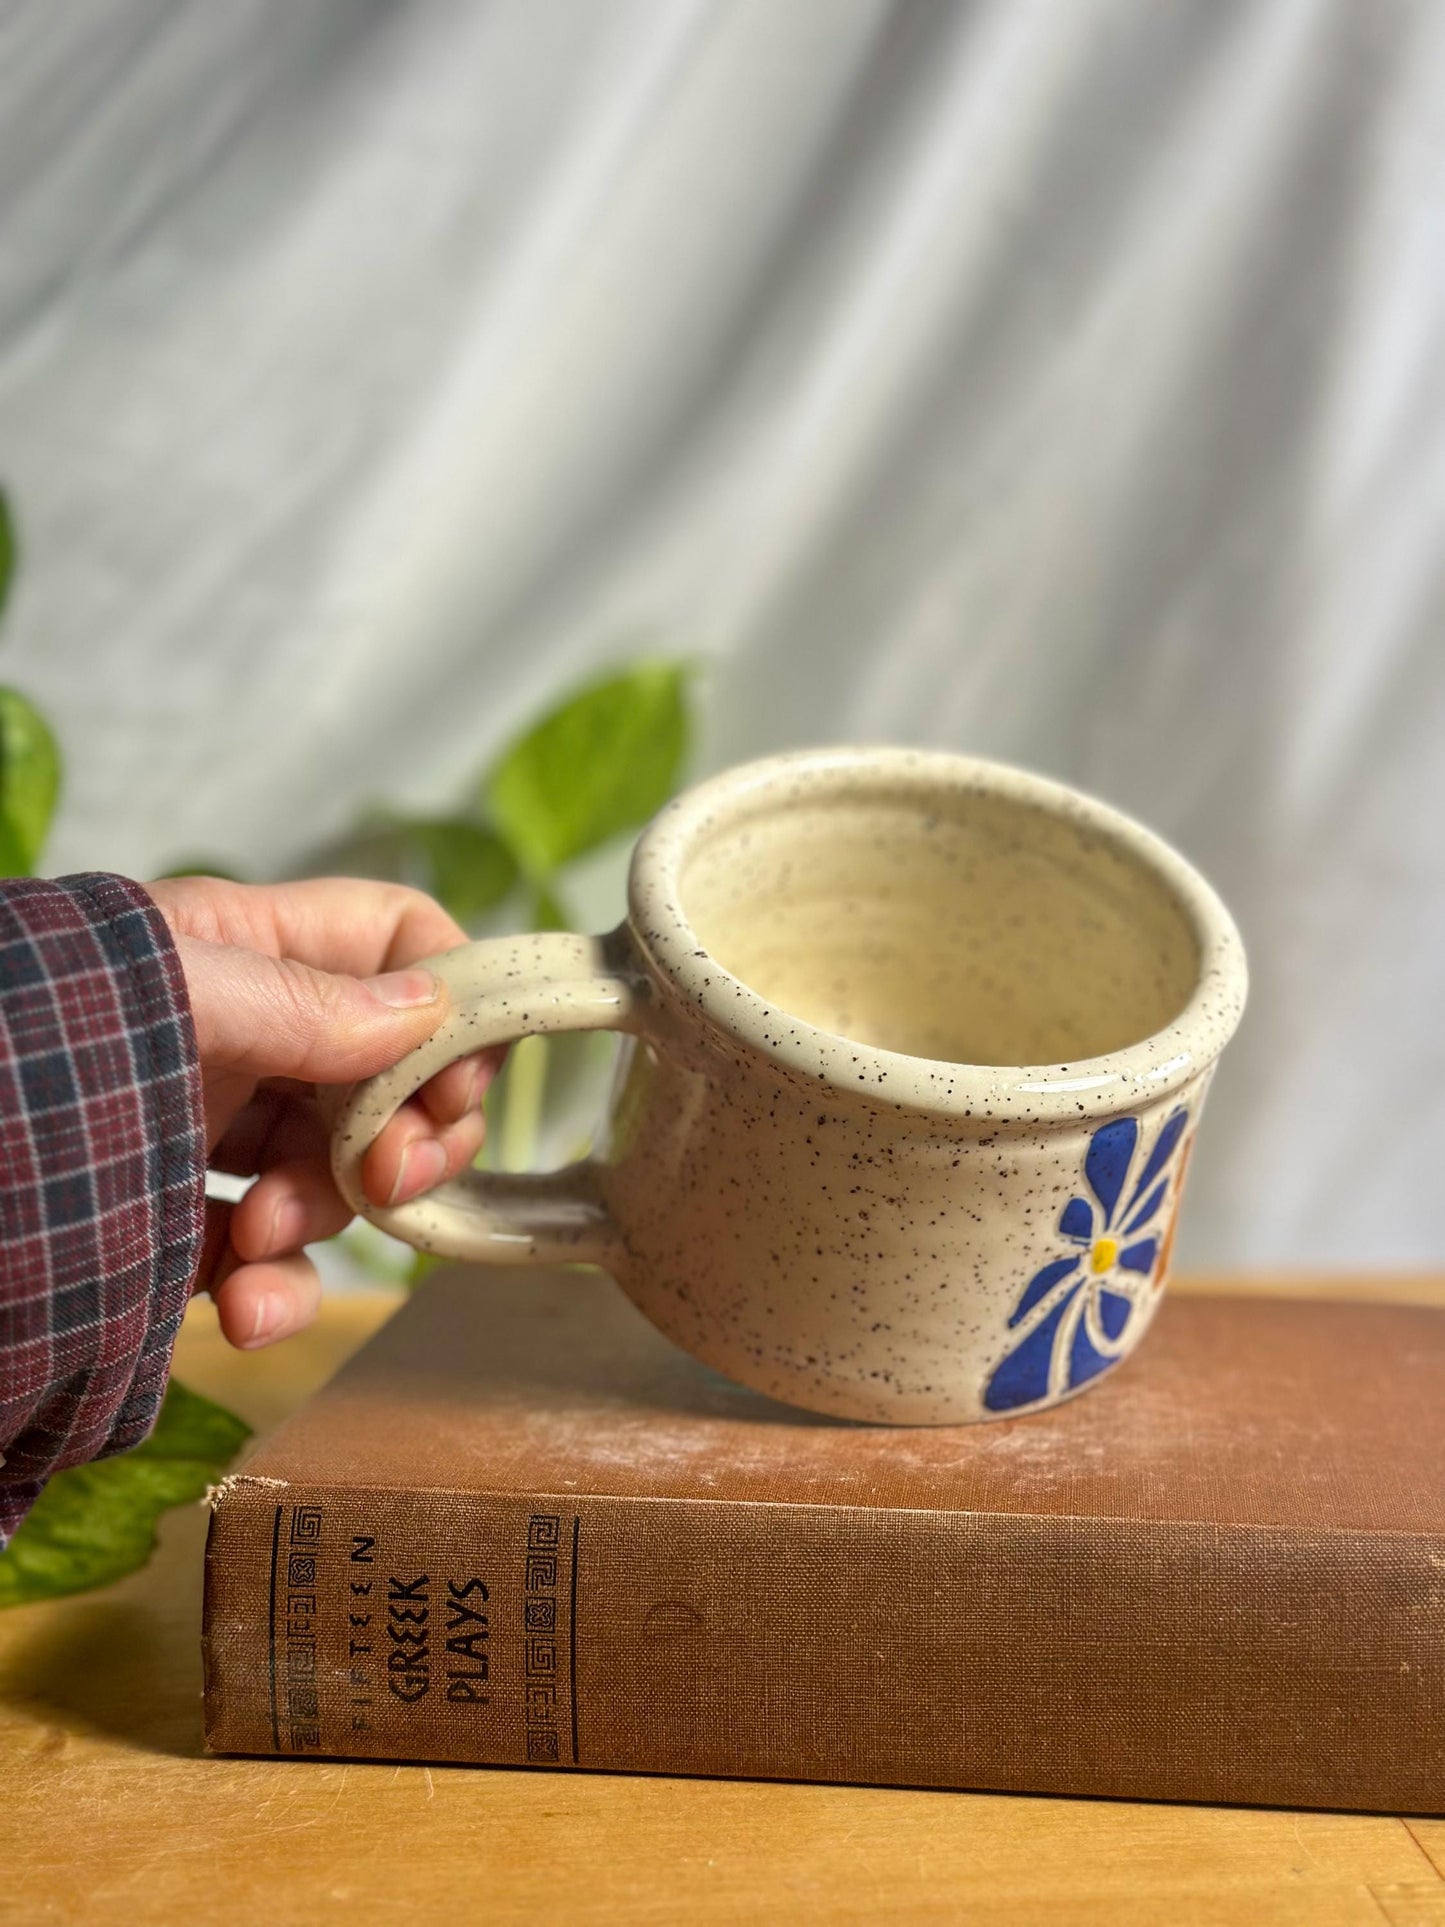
{"left": 331, "top": 748, "right": 1246, "bottom": 1424}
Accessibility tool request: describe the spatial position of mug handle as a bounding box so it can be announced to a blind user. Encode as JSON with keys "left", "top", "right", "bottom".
{"left": 329, "top": 928, "right": 645, "bottom": 1270}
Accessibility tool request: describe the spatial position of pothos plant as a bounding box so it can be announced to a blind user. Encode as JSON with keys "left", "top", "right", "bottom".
{"left": 0, "top": 483, "right": 693, "bottom": 1604}
{"left": 0, "top": 488, "right": 253, "bottom": 1606}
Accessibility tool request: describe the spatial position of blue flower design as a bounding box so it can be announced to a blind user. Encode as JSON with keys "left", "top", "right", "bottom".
{"left": 983, "top": 1107, "right": 1191, "bottom": 1414}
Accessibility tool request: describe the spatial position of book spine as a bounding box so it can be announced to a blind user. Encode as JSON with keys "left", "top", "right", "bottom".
{"left": 202, "top": 1480, "right": 1445, "bottom": 1811}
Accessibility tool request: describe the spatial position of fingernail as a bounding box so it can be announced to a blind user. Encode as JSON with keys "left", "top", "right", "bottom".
{"left": 266, "top": 1196, "right": 307, "bottom": 1256}
{"left": 365, "top": 968, "right": 441, "bottom": 1009}
{"left": 464, "top": 1061, "right": 488, "bottom": 1111}
{"left": 389, "top": 1137, "right": 448, "bottom": 1206}
{"left": 245, "top": 1292, "right": 280, "bottom": 1349}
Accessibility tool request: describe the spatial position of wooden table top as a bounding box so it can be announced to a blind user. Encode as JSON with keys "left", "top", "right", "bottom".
{"left": 4, "top": 1272, "right": 1444, "bottom": 1926}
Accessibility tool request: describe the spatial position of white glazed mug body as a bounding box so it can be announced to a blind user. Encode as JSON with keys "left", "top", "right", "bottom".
{"left": 331, "top": 749, "right": 1246, "bottom": 1423}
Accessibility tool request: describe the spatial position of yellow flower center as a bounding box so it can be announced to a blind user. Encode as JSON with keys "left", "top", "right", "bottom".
{"left": 1090, "top": 1236, "right": 1119, "bottom": 1275}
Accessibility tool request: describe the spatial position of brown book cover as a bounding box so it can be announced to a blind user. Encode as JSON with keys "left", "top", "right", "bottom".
{"left": 202, "top": 1267, "right": 1445, "bottom": 1812}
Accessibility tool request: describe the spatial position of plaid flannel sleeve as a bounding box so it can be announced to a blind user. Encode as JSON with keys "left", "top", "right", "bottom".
{"left": 0, "top": 874, "right": 206, "bottom": 1547}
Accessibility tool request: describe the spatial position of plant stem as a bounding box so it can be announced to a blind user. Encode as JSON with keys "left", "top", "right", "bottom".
{"left": 498, "top": 1033, "right": 548, "bottom": 1171}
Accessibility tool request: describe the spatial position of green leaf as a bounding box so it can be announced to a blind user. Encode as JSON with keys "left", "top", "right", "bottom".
{"left": 0, "top": 489, "right": 14, "bottom": 628}
{"left": 0, "top": 1380, "right": 251, "bottom": 1608}
{"left": 0, "top": 685, "right": 61, "bottom": 877}
{"left": 159, "top": 860, "right": 245, "bottom": 882}
{"left": 485, "top": 661, "right": 690, "bottom": 877}
{"left": 531, "top": 881, "right": 571, "bottom": 932}
{"left": 314, "top": 815, "right": 518, "bottom": 927}
{"left": 0, "top": 812, "right": 27, "bottom": 878}
{"left": 409, "top": 818, "right": 519, "bottom": 924}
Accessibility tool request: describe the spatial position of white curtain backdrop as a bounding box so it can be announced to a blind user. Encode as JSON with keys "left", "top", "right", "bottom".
{"left": 1, "top": 0, "right": 1442, "bottom": 1267}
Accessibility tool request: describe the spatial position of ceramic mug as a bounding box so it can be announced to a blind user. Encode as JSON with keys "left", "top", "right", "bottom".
{"left": 331, "top": 748, "right": 1246, "bottom": 1423}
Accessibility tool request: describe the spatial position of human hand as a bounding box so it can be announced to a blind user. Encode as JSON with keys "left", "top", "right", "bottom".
{"left": 145, "top": 876, "right": 499, "bottom": 1351}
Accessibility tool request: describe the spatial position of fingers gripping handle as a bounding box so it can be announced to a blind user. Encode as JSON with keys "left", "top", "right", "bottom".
{"left": 330, "top": 929, "right": 644, "bottom": 1269}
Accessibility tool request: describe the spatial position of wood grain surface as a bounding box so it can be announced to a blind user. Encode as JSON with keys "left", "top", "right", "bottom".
{"left": 3, "top": 1271, "right": 1443, "bottom": 1927}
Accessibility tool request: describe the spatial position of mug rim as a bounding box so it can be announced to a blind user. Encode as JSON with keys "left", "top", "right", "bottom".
{"left": 627, "top": 746, "right": 1247, "bottom": 1125}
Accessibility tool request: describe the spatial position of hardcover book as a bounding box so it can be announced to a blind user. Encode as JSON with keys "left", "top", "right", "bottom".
{"left": 203, "top": 1267, "right": 1445, "bottom": 1812}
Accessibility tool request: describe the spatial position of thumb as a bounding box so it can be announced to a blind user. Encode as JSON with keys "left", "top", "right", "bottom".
{"left": 176, "top": 933, "right": 450, "bottom": 1085}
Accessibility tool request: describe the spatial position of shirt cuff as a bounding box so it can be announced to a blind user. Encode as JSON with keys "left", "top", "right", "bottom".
{"left": 0, "top": 874, "right": 206, "bottom": 1543}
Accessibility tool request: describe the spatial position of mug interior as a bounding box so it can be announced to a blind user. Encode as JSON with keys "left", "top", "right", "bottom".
{"left": 676, "top": 774, "right": 1201, "bottom": 1068}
